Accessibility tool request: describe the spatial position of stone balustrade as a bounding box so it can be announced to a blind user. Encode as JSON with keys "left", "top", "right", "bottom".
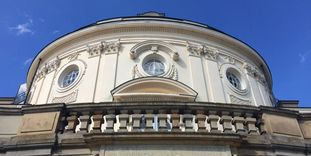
{"left": 59, "top": 102, "right": 262, "bottom": 135}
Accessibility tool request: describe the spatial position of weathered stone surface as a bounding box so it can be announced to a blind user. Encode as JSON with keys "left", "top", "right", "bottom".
{"left": 300, "top": 120, "right": 311, "bottom": 139}
{"left": 18, "top": 112, "right": 60, "bottom": 135}
{"left": 101, "top": 144, "right": 232, "bottom": 156}
{"left": 263, "top": 113, "right": 302, "bottom": 137}
{"left": 0, "top": 115, "right": 21, "bottom": 137}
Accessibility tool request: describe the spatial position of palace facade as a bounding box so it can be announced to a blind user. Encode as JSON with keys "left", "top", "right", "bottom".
{"left": 0, "top": 12, "right": 310, "bottom": 156}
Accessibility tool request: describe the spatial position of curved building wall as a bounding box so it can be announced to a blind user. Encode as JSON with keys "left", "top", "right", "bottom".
{"left": 27, "top": 17, "right": 273, "bottom": 106}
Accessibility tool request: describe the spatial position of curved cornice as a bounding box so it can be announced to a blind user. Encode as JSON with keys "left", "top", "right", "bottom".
{"left": 111, "top": 77, "right": 198, "bottom": 102}
{"left": 27, "top": 16, "right": 273, "bottom": 90}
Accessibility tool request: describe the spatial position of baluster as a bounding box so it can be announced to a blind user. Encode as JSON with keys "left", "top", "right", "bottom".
{"left": 245, "top": 113, "right": 258, "bottom": 135}
{"left": 158, "top": 110, "right": 168, "bottom": 132}
{"left": 171, "top": 110, "right": 181, "bottom": 132}
{"left": 232, "top": 112, "right": 246, "bottom": 134}
{"left": 104, "top": 110, "right": 116, "bottom": 132}
{"left": 145, "top": 110, "right": 154, "bottom": 132}
{"left": 196, "top": 110, "right": 207, "bottom": 132}
{"left": 131, "top": 110, "right": 142, "bottom": 132}
{"left": 220, "top": 111, "right": 233, "bottom": 133}
{"left": 58, "top": 115, "right": 67, "bottom": 134}
{"left": 257, "top": 116, "right": 267, "bottom": 134}
{"left": 208, "top": 111, "right": 220, "bottom": 133}
{"left": 66, "top": 112, "right": 78, "bottom": 133}
{"left": 91, "top": 111, "right": 103, "bottom": 133}
{"left": 183, "top": 110, "right": 194, "bottom": 132}
{"left": 79, "top": 112, "right": 90, "bottom": 133}
{"left": 118, "top": 110, "right": 129, "bottom": 132}
{"left": 171, "top": 109, "right": 181, "bottom": 132}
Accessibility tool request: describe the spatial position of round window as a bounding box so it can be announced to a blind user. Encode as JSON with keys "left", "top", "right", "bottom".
{"left": 143, "top": 59, "right": 165, "bottom": 76}
{"left": 59, "top": 65, "right": 79, "bottom": 88}
{"left": 226, "top": 72, "right": 241, "bottom": 90}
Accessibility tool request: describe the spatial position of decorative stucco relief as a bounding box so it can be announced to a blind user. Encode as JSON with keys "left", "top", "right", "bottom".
{"left": 186, "top": 42, "right": 218, "bottom": 60}
{"left": 230, "top": 95, "right": 251, "bottom": 105}
{"left": 35, "top": 57, "right": 61, "bottom": 81}
{"left": 130, "top": 40, "right": 179, "bottom": 61}
{"left": 52, "top": 90, "right": 78, "bottom": 103}
{"left": 87, "top": 40, "right": 121, "bottom": 58}
{"left": 243, "top": 63, "right": 266, "bottom": 84}
{"left": 67, "top": 52, "right": 80, "bottom": 61}
{"left": 132, "top": 64, "right": 178, "bottom": 80}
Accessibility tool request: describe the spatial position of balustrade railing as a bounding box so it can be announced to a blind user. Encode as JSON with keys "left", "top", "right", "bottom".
{"left": 58, "top": 102, "right": 263, "bottom": 135}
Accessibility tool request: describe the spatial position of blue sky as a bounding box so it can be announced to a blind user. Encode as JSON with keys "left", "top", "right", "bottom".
{"left": 0, "top": 1, "right": 310, "bottom": 107}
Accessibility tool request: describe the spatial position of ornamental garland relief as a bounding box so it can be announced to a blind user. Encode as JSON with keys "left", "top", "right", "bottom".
{"left": 87, "top": 40, "right": 121, "bottom": 58}
{"left": 35, "top": 57, "right": 61, "bottom": 81}
{"left": 132, "top": 64, "right": 178, "bottom": 80}
{"left": 52, "top": 90, "right": 78, "bottom": 103}
{"left": 243, "top": 63, "right": 266, "bottom": 84}
{"left": 186, "top": 42, "right": 219, "bottom": 60}
{"left": 186, "top": 41, "right": 267, "bottom": 85}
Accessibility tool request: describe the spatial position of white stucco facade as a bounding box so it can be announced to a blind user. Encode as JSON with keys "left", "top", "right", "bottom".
{"left": 27, "top": 16, "right": 273, "bottom": 107}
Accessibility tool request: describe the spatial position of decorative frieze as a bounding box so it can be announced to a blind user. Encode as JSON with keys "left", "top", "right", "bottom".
{"left": 243, "top": 63, "right": 266, "bottom": 84}
{"left": 103, "top": 40, "right": 121, "bottom": 55}
{"left": 186, "top": 42, "right": 218, "bottom": 60}
{"left": 87, "top": 40, "right": 121, "bottom": 58}
{"left": 223, "top": 55, "right": 235, "bottom": 64}
{"left": 87, "top": 43, "right": 103, "bottom": 58}
{"left": 35, "top": 57, "right": 61, "bottom": 81}
{"left": 132, "top": 64, "right": 178, "bottom": 80}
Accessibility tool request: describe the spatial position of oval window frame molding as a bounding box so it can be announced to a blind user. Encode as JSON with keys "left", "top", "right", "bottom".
{"left": 55, "top": 60, "right": 86, "bottom": 93}
{"left": 220, "top": 63, "right": 249, "bottom": 96}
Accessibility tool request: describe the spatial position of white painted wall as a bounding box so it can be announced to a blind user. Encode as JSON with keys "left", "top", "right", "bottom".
{"left": 27, "top": 20, "right": 273, "bottom": 107}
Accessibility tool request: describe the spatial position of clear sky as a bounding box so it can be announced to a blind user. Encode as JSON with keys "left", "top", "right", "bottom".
{"left": 0, "top": 1, "right": 310, "bottom": 107}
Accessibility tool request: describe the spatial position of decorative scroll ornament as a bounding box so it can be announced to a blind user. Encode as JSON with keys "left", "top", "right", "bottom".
{"left": 130, "top": 40, "right": 179, "bottom": 61}
{"left": 224, "top": 55, "right": 235, "bottom": 64}
{"left": 87, "top": 43, "right": 103, "bottom": 58}
{"left": 132, "top": 64, "right": 178, "bottom": 80}
{"left": 102, "top": 40, "right": 120, "bottom": 55}
{"left": 67, "top": 53, "right": 80, "bottom": 61}
{"left": 243, "top": 63, "right": 266, "bottom": 84}
{"left": 35, "top": 57, "right": 61, "bottom": 81}
{"left": 87, "top": 40, "right": 121, "bottom": 58}
{"left": 186, "top": 42, "right": 218, "bottom": 60}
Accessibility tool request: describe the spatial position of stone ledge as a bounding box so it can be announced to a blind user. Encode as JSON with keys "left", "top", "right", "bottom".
{"left": 82, "top": 132, "right": 243, "bottom": 147}
{"left": 22, "top": 103, "right": 65, "bottom": 114}
{"left": 2, "top": 133, "right": 56, "bottom": 151}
